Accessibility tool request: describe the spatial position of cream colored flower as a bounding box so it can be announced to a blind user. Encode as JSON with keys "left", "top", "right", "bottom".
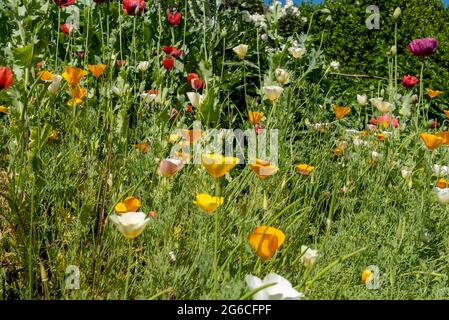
{"left": 186, "top": 92, "right": 204, "bottom": 108}
{"left": 275, "top": 68, "right": 290, "bottom": 85}
{"left": 300, "top": 245, "right": 319, "bottom": 267}
{"left": 109, "top": 212, "right": 150, "bottom": 239}
{"left": 288, "top": 47, "right": 306, "bottom": 59}
{"left": 263, "top": 86, "right": 284, "bottom": 102}
{"left": 233, "top": 44, "right": 248, "bottom": 60}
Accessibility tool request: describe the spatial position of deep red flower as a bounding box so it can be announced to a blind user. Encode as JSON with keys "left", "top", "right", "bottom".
{"left": 60, "top": 23, "right": 74, "bottom": 35}
{"left": 402, "top": 74, "right": 418, "bottom": 88}
{"left": 162, "top": 56, "right": 175, "bottom": 70}
{"left": 53, "top": 0, "right": 76, "bottom": 7}
{"left": 116, "top": 60, "right": 126, "bottom": 68}
{"left": 170, "top": 48, "right": 183, "bottom": 58}
{"left": 0, "top": 67, "right": 13, "bottom": 91}
{"left": 123, "top": 0, "right": 145, "bottom": 16}
{"left": 191, "top": 77, "right": 204, "bottom": 90}
{"left": 75, "top": 51, "right": 85, "bottom": 59}
{"left": 167, "top": 12, "right": 182, "bottom": 26}
{"left": 186, "top": 104, "right": 193, "bottom": 112}
{"left": 407, "top": 38, "right": 438, "bottom": 57}
{"left": 162, "top": 46, "right": 175, "bottom": 55}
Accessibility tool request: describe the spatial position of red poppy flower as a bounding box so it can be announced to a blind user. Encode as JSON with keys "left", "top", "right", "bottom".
{"left": 186, "top": 73, "right": 199, "bottom": 83}
{"left": 191, "top": 77, "right": 204, "bottom": 90}
{"left": 162, "top": 56, "right": 175, "bottom": 70}
{"left": 122, "top": 0, "right": 145, "bottom": 16}
{"left": 402, "top": 74, "right": 418, "bottom": 88}
{"left": 170, "top": 48, "right": 183, "bottom": 58}
{"left": 53, "top": 0, "right": 76, "bottom": 7}
{"left": 162, "top": 46, "right": 175, "bottom": 55}
{"left": 60, "top": 23, "right": 74, "bottom": 35}
{"left": 0, "top": 67, "right": 14, "bottom": 91}
{"left": 167, "top": 12, "right": 182, "bottom": 26}
{"left": 186, "top": 104, "right": 193, "bottom": 112}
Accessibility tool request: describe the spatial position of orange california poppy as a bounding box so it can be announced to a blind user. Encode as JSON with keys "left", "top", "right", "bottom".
{"left": 114, "top": 196, "right": 141, "bottom": 213}
{"left": 133, "top": 142, "right": 149, "bottom": 154}
{"left": 88, "top": 64, "right": 107, "bottom": 78}
{"left": 40, "top": 71, "right": 54, "bottom": 81}
{"left": 296, "top": 164, "right": 315, "bottom": 175}
{"left": 426, "top": 88, "right": 443, "bottom": 99}
{"left": 333, "top": 105, "right": 351, "bottom": 120}
{"left": 181, "top": 129, "right": 205, "bottom": 143}
{"left": 249, "top": 159, "right": 279, "bottom": 180}
{"left": 436, "top": 178, "right": 449, "bottom": 189}
{"left": 248, "top": 111, "right": 264, "bottom": 126}
{"left": 247, "top": 226, "right": 285, "bottom": 260}
{"left": 444, "top": 110, "right": 449, "bottom": 118}
{"left": 436, "top": 132, "right": 449, "bottom": 146}
{"left": 62, "top": 66, "right": 88, "bottom": 87}
{"left": 419, "top": 133, "right": 445, "bottom": 150}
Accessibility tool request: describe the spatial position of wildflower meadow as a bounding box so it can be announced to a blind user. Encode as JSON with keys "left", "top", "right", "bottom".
{"left": 1, "top": 0, "right": 449, "bottom": 301}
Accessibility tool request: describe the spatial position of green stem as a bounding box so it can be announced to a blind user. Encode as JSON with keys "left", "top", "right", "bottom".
{"left": 123, "top": 240, "right": 134, "bottom": 299}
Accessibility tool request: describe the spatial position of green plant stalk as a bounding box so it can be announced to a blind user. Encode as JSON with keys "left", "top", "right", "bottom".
{"left": 300, "top": 246, "right": 367, "bottom": 290}
{"left": 213, "top": 178, "right": 222, "bottom": 299}
{"left": 55, "top": 7, "right": 61, "bottom": 70}
{"left": 417, "top": 61, "right": 425, "bottom": 131}
{"left": 123, "top": 239, "right": 134, "bottom": 299}
{"left": 394, "top": 22, "right": 398, "bottom": 95}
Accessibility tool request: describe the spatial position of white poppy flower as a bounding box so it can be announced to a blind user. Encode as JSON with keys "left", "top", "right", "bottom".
{"left": 245, "top": 273, "right": 303, "bottom": 300}
{"left": 186, "top": 92, "right": 204, "bottom": 108}
{"left": 109, "top": 212, "right": 150, "bottom": 239}
{"left": 275, "top": 68, "right": 290, "bottom": 85}
{"left": 288, "top": 47, "right": 306, "bottom": 59}
{"left": 434, "top": 187, "right": 449, "bottom": 205}
{"left": 433, "top": 165, "right": 449, "bottom": 177}
{"left": 357, "top": 94, "right": 368, "bottom": 106}
{"left": 263, "top": 86, "right": 284, "bottom": 102}
{"left": 232, "top": 44, "right": 248, "bottom": 60}
{"left": 137, "top": 61, "right": 150, "bottom": 72}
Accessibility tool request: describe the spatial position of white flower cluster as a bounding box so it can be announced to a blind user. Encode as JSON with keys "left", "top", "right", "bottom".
{"left": 269, "top": 1, "right": 300, "bottom": 18}
{"left": 242, "top": 11, "right": 267, "bottom": 29}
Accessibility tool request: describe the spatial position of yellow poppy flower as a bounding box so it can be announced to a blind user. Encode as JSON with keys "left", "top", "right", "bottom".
{"left": 247, "top": 226, "right": 285, "bottom": 260}
{"left": 115, "top": 196, "right": 141, "bottom": 214}
{"left": 333, "top": 105, "right": 351, "bottom": 120}
{"left": 361, "top": 269, "right": 373, "bottom": 284}
{"left": 249, "top": 159, "right": 279, "bottom": 180}
{"left": 62, "top": 66, "right": 88, "bottom": 87}
{"left": 67, "top": 86, "right": 86, "bottom": 106}
{"left": 248, "top": 111, "right": 264, "bottom": 126}
{"left": 40, "top": 70, "right": 54, "bottom": 81}
{"left": 201, "top": 154, "right": 239, "bottom": 178}
{"left": 0, "top": 105, "right": 8, "bottom": 114}
{"left": 419, "top": 133, "right": 445, "bottom": 151}
{"left": 192, "top": 194, "right": 224, "bottom": 214}
{"left": 88, "top": 64, "right": 107, "bottom": 78}
{"left": 376, "top": 133, "right": 385, "bottom": 141}
{"left": 426, "top": 88, "right": 443, "bottom": 99}
{"left": 296, "top": 164, "right": 315, "bottom": 176}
